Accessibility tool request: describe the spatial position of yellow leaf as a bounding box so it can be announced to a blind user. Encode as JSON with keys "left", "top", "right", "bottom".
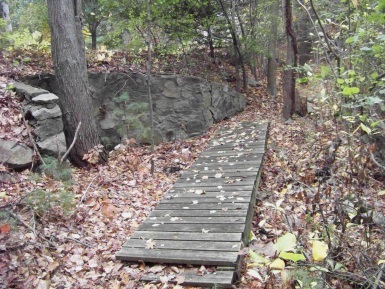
{"left": 312, "top": 241, "right": 328, "bottom": 261}
{"left": 378, "top": 260, "right": 385, "bottom": 265}
{"left": 269, "top": 258, "right": 285, "bottom": 270}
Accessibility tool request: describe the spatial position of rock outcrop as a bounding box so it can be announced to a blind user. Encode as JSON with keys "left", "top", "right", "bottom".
{"left": 23, "top": 72, "right": 246, "bottom": 150}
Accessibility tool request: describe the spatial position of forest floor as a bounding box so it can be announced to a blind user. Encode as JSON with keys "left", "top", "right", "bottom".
{"left": 1, "top": 49, "right": 385, "bottom": 289}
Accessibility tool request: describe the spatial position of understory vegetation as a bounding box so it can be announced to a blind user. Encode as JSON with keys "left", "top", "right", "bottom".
{"left": 1, "top": 0, "right": 385, "bottom": 288}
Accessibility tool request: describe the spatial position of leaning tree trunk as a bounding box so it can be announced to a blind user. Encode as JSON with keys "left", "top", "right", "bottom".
{"left": 47, "top": 0, "right": 106, "bottom": 167}
{"left": 282, "top": 0, "right": 298, "bottom": 120}
{"left": 1, "top": 2, "right": 12, "bottom": 32}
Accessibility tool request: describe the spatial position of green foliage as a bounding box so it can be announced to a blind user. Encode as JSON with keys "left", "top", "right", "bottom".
{"left": 113, "top": 92, "right": 150, "bottom": 142}
{"left": 23, "top": 188, "right": 75, "bottom": 217}
{"left": 41, "top": 156, "right": 72, "bottom": 182}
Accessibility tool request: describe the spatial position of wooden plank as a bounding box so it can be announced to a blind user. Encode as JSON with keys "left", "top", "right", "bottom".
{"left": 116, "top": 247, "right": 239, "bottom": 266}
{"left": 123, "top": 239, "right": 242, "bottom": 251}
{"left": 137, "top": 223, "right": 245, "bottom": 233}
{"left": 130, "top": 231, "right": 242, "bottom": 242}
{"left": 140, "top": 270, "right": 235, "bottom": 288}
{"left": 166, "top": 186, "right": 254, "bottom": 197}
{"left": 180, "top": 171, "right": 259, "bottom": 179}
{"left": 148, "top": 209, "right": 247, "bottom": 217}
{"left": 145, "top": 216, "right": 246, "bottom": 224}
{"left": 172, "top": 183, "right": 254, "bottom": 193}
{"left": 160, "top": 196, "right": 251, "bottom": 204}
{"left": 164, "top": 190, "right": 252, "bottom": 198}
{"left": 191, "top": 160, "right": 263, "bottom": 167}
{"left": 173, "top": 180, "right": 256, "bottom": 188}
{"left": 156, "top": 202, "right": 249, "bottom": 210}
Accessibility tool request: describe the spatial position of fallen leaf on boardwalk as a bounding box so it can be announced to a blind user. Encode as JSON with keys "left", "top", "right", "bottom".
{"left": 195, "top": 190, "right": 205, "bottom": 195}
{"left": 215, "top": 173, "right": 223, "bottom": 178}
{"left": 202, "top": 229, "right": 210, "bottom": 233}
{"left": 149, "top": 264, "right": 164, "bottom": 273}
{"left": 197, "top": 265, "right": 207, "bottom": 275}
{"left": 175, "top": 275, "right": 185, "bottom": 284}
{"left": 146, "top": 239, "right": 156, "bottom": 249}
{"left": 312, "top": 241, "right": 328, "bottom": 261}
{"left": 160, "top": 275, "right": 169, "bottom": 283}
{"left": 192, "top": 200, "right": 198, "bottom": 204}
{"left": 202, "top": 175, "right": 208, "bottom": 179}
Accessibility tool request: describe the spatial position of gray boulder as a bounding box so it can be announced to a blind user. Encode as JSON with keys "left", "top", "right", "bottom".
{"left": 0, "top": 140, "right": 33, "bottom": 170}
{"left": 31, "top": 106, "right": 62, "bottom": 121}
{"left": 37, "top": 132, "right": 67, "bottom": 156}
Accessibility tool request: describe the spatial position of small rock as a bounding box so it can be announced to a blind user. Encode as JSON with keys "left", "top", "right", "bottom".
{"left": 31, "top": 106, "right": 62, "bottom": 121}
{"left": 0, "top": 140, "right": 33, "bottom": 170}
{"left": 32, "top": 93, "right": 59, "bottom": 105}
{"left": 37, "top": 133, "right": 67, "bottom": 156}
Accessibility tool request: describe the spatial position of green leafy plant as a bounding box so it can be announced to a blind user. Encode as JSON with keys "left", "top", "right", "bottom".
{"left": 23, "top": 188, "right": 74, "bottom": 217}
{"left": 41, "top": 156, "right": 72, "bottom": 183}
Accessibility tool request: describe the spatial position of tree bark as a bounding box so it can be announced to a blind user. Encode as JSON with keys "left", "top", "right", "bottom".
{"left": 282, "top": 0, "right": 298, "bottom": 120}
{"left": 90, "top": 22, "right": 99, "bottom": 50}
{"left": 47, "top": 0, "right": 107, "bottom": 167}
{"left": 1, "top": 1, "right": 12, "bottom": 32}
{"left": 267, "top": 0, "right": 279, "bottom": 97}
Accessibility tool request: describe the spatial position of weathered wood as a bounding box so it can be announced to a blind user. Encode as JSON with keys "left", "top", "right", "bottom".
{"left": 168, "top": 185, "right": 254, "bottom": 192}
{"left": 115, "top": 121, "right": 269, "bottom": 288}
{"left": 116, "top": 247, "right": 239, "bottom": 266}
{"left": 177, "top": 178, "right": 256, "bottom": 186}
{"left": 130, "top": 231, "right": 242, "bottom": 242}
{"left": 123, "top": 239, "right": 242, "bottom": 251}
{"left": 140, "top": 270, "right": 235, "bottom": 288}
{"left": 145, "top": 216, "right": 246, "bottom": 223}
{"left": 160, "top": 196, "right": 251, "bottom": 204}
{"left": 138, "top": 223, "right": 245, "bottom": 233}
{"left": 148, "top": 209, "right": 248, "bottom": 217}
{"left": 156, "top": 202, "right": 249, "bottom": 210}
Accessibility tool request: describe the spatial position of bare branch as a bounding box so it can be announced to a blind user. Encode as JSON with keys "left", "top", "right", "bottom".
{"left": 60, "top": 122, "right": 81, "bottom": 164}
{"left": 22, "top": 114, "right": 46, "bottom": 165}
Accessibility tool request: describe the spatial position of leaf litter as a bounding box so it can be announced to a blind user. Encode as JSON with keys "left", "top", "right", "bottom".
{"left": 1, "top": 50, "right": 384, "bottom": 288}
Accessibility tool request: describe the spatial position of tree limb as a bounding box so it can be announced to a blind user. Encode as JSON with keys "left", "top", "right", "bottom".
{"left": 60, "top": 122, "right": 81, "bottom": 164}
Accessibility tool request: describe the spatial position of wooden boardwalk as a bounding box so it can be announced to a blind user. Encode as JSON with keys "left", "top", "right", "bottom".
{"left": 116, "top": 121, "right": 268, "bottom": 288}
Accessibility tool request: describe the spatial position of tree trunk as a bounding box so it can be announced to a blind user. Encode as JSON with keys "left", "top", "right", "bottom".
{"left": 282, "top": 0, "right": 298, "bottom": 120}
{"left": 47, "top": 0, "right": 107, "bottom": 167}
{"left": 90, "top": 22, "right": 99, "bottom": 50}
{"left": 207, "top": 26, "right": 215, "bottom": 60}
{"left": 267, "top": 0, "right": 279, "bottom": 97}
{"left": 1, "top": 2, "right": 12, "bottom": 32}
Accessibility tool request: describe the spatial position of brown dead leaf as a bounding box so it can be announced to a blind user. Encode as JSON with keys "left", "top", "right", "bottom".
{"left": 0, "top": 223, "right": 11, "bottom": 235}
{"left": 47, "top": 261, "right": 60, "bottom": 273}
{"left": 149, "top": 264, "right": 164, "bottom": 273}
{"left": 101, "top": 203, "right": 118, "bottom": 220}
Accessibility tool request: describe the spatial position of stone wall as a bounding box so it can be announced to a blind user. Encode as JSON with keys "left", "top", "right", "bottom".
{"left": 22, "top": 72, "right": 246, "bottom": 150}
{"left": 14, "top": 82, "right": 66, "bottom": 156}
